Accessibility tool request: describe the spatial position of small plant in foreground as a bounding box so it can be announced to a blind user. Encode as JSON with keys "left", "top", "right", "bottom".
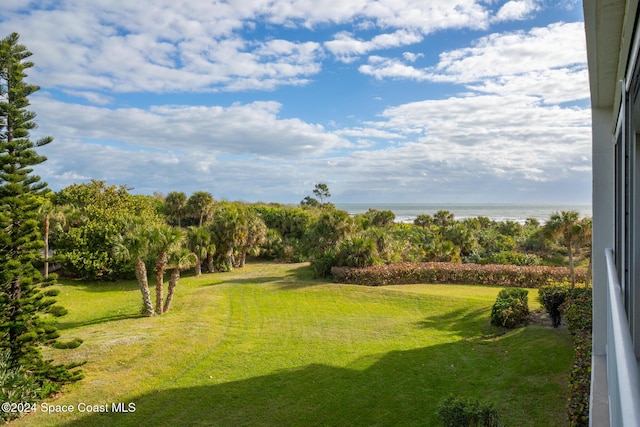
{"left": 437, "top": 396, "right": 503, "bottom": 427}
{"left": 538, "top": 284, "right": 568, "bottom": 327}
{"left": 490, "top": 288, "right": 529, "bottom": 328}
{"left": 0, "top": 350, "right": 40, "bottom": 422}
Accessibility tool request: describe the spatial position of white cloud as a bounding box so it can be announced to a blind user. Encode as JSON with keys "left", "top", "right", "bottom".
{"left": 63, "top": 90, "right": 114, "bottom": 105}
{"left": 9, "top": 1, "right": 591, "bottom": 203}
{"left": 360, "top": 22, "right": 589, "bottom": 104}
{"left": 493, "top": 0, "right": 541, "bottom": 22}
{"left": 325, "top": 30, "right": 423, "bottom": 62}
{"left": 402, "top": 52, "right": 424, "bottom": 62}
{"left": 31, "top": 97, "right": 351, "bottom": 158}
{"left": 33, "top": 92, "right": 591, "bottom": 203}
{"left": 0, "top": 0, "right": 499, "bottom": 93}
{"left": 433, "top": 22, "right": 586, "bottom": 81}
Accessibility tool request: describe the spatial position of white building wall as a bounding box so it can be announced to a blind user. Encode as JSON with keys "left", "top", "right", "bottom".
{"left": 591, "top": 106, "right": 615, "bottom": 426}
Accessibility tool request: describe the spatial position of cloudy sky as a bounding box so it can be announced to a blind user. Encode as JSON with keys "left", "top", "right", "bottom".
{"left": 1, "top": 0, "right": 590, "bottom": 204}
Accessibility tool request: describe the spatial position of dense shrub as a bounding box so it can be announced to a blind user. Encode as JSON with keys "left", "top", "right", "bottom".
{"left": 490, "top": 288, "right": 529, "bottom": 328}
{"left": 486, "top": 251, "right": 542, "bottom": 266}
{"left": 310, "top": 249, "right": 337, "bottom": 278}
{"left": 561, "top": 288, "right": 592, "bottom": 426}
{"left": 0, "top": 351, "right": 40, "bottom": 422}
{"left": 538, "top": 285, "right": 568, "bottom": 327}
{"left": 437, "top": 396, "right": 503, "bottom": 427}
{"left": 332, "top": 262, "right": 586, "bottom": 288}
{"left": 336, "top": 236, "right": 379, "bottom": 268}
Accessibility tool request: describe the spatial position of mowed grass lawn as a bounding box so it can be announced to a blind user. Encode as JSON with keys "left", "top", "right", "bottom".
{"left": 13, "top": 262, "right": 572, "bottom": 426}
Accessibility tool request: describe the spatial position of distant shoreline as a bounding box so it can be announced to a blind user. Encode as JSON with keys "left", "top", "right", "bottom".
{"left": 334, "top": 202, "right": 593, "bottom": 224}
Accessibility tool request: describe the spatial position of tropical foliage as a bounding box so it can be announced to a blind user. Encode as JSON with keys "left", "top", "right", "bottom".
{"left": 0, "top": 32, "right": 81, "bottom": 403}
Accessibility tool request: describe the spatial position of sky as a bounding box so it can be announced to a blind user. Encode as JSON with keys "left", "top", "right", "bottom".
{"left": 0, "top": 0, "right": 590, "bottom": 204}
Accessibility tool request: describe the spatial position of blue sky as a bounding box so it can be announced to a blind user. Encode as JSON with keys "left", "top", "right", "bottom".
{"left": 1, "top": 0, "right": 590, "bottom": 204}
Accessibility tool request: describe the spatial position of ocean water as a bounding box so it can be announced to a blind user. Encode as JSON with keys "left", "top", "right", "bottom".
{"left": 335, "top": 203, "right": 593, "bottom": 224}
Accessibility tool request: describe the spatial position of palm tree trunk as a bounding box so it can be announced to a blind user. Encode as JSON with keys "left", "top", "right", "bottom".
{"left": 194, "top": 255, "right": 202, "bottom": 276}
{"left": 207, "top": 251, "right": 214, "bottom": 273}
{"left": 155, "top": 251, "right": 167, "bottom": 315}
{"left": 239, "top": 247, "right": 248, "bottom": 267}
{"left": 135, "top": 258, "right": 154, "bottom": 316}
{"left": 163, "top": 268, "right": 180, "bottom": 313}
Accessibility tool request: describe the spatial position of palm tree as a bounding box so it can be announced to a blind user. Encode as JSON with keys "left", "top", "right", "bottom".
{"left": 236, "top": 210, "right": 267, "bottom": 267}
{"left": 209, "top": 203, "right": 243, "bottom": 271}
{"left": 37, "top": 195, "right": 66, "bottom": 277}
{"left": 148, "top": 225, "right": 184, "bottom": 315}
{"left": 163, "top": 248, "right": 196, "bottom": 313}
{"left": 186, "top": 191, "right": 214, "bottom": 226}
{"left": 414, "top": 214, "right": 433, "bottom": 228}
{"left": 165, "top": 191, "right": 187, "bottom": 227}
{"left": 544, "top": 210, "right": 583, "bottom": 287}
{"left": 113, "top": 222, "right": 154, "bottom": 316}
{"left": 186, "top": 226, "right": 214, "bottom": 276}
{"left": 433, "top": 210, "right": 456, "bottom": 228}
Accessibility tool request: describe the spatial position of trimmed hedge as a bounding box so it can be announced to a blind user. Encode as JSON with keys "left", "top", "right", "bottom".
{"left": 332, "top": 262, "right": 586, "bottom": 288}
{"left": 561, "top": 288, "right": 592, "bottom": 427}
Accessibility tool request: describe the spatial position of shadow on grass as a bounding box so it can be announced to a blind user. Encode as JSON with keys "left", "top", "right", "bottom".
{"left": 60, "top": 327, "right": 571, "bottom": 427}
{"left": 56, "top": 279, "right": 140, "bottom": 293}
{"left": 416, "top": 307, "right": 497, "bottom": 339}
{"left": 56, "top": 312, "right": 144, "bottom": 331}
{"left": 197, "top": 263, "right": 332, "bottom": 290}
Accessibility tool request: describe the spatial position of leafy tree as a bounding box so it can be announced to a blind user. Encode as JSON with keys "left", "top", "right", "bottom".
{"left": 186, "top": 226, "right": 214, "bottom": 276}
{"left": 306, "top": 208, "right": 354, "bottom": 253}
{"left": 301, "top": 183, "right": 331, "bottom": 207}
{"left": 414, "top": 214, "right": 433, "bottom": 228}
{"left": 300, "top": 195, "right": 320, "bottom": 208}
{"left": 313, "top": 183, "right": 331, "bottom": 204}
{"left": 0, "top": 31, "right": 81, "bottom": 392}
{"left": 37, "top": 193, "right": 65, "bottom": 278}
{"left": 149, "top": 225, "right": 184, "bottom": 315}
{"left": 235, "top": 209, "right": 267, "bottom": 267}
{"left": 113, "top": 222, "right": 155, "bottom": 316}
{"left": 53, "top": 180, "right": 163, "bottom": 280}
{"left": 164, "top": 191, "right": 187, "bottom": 227}
{"left": 544, "top": 211, "right": 584, "bottom": 286}
{"left": 303, "top": 207, "right": 355, "bottom": 277}
{"left": 209, "top": 202, "right": 244, "bottom": 271}
{"left": 357, "top": 209, "right": 396, "bottom": 229}
{"left": 433, "top": 210, "right": 456, "bottom": 228}
{"left": 442, "top": 222, "right": 477, "bottom": 257}
{"left": 336, "top": 236, "right": 379, "bottom": 267}
{"left": 186, "top": 191, "right": 214, "bottom": 226}
{"left": 163, "top": 247, "right": 195, "bottom": 313}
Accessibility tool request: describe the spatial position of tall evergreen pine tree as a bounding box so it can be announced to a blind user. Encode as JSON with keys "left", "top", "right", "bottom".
{"left": 0, "top": 32, "right": 81, "bottom": 391}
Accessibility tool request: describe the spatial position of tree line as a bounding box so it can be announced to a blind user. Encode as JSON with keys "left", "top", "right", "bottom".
{"left": 43, "top": 180, "right": 592, "bottom": 289}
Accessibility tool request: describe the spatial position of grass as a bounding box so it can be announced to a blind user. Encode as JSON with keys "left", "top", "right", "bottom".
{"left": 13, "top": 262, "right": 571, "bottom": 426}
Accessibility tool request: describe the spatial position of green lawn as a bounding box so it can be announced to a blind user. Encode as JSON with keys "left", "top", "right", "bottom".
{"left": 13, "top": 262, "right": 572, "bottom": 426}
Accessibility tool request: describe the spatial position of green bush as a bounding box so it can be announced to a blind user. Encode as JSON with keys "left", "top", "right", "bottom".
{"left": 0, "top": 351, "right": 41, "bottom": 422}
{"left": 53, "top": 338, "right": 84, "bottom": 349}
{"left": 561, "top": 288, "right": 592, "bottom": 426}
{"left": 332, "top": 262, "right": 586, "bottom": 288}
{"left": 437, "top": 396, "right": 503, "bottom": 427}
{"left": 336, "top": 236, "right": 379, "bottom": 268}
{"left": 490, "top": 288, "right": 529, "bottom": 328}
{"left": 310, "top": 249, "right": 337, "bottom": 278}
{"left": 538, "top": 285, "right": 568, "bottom": 327}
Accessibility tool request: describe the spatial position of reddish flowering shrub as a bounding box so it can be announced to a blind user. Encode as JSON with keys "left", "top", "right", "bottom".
{"left": 331, "top": 262, "right": 586, "bottom": 288}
